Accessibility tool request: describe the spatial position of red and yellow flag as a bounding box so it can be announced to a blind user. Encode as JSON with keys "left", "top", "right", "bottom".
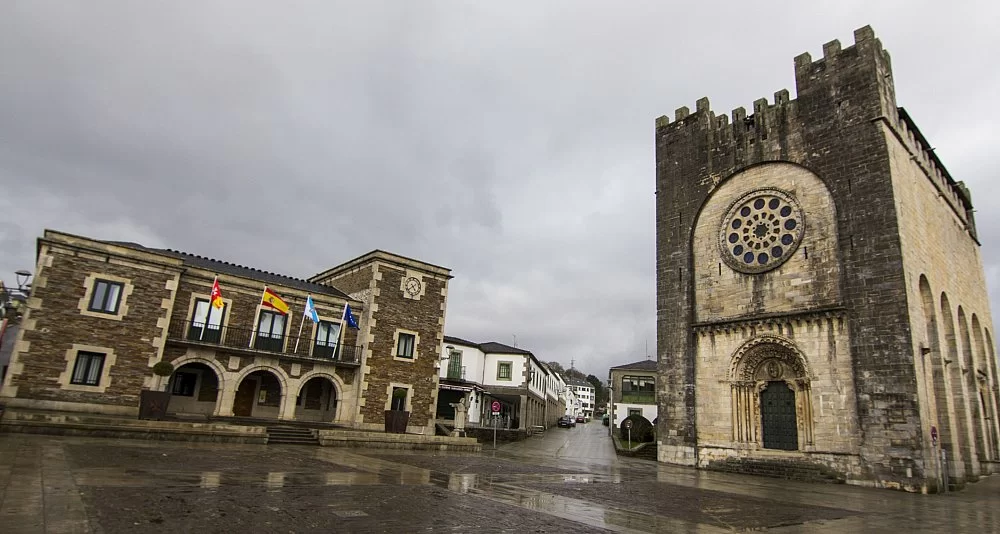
{"left": 261, "top": 286, "right": 289, "bottom": 314}
{"left": 210, "top": 277, "right": 224, "bottom": 309}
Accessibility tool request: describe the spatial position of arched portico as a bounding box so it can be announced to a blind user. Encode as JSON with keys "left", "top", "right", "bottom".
{"left": 231, "top": 367, "right": 287, "bottom": 419}
{"left": 295, "top": 374, "right": 340, "bottom": 422}
{"left": 729, "top": 335, "right": 814, "bottom": 450}
{"left": 167, "top": 362, "right": 222, "bottom": 417}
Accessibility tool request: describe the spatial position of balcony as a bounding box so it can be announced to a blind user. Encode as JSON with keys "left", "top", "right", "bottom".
{"left": 620, "top": 392, "right": 656, "bottom": 404}
{"left": 166, "top": 321, "right": 362, "bottom": 366}
{"left": 445, "top": 366, "right": 466, "bottom": 381}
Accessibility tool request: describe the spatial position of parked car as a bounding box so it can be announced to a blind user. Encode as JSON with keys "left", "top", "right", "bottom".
{"left": 557, "top": 416, "right": 576, "bottom": 428}
{"left": 576, "top": 415, "right": 585, "bottom": 424}
{"left": 602, "top": 413, "right": 609, "bottom": 426}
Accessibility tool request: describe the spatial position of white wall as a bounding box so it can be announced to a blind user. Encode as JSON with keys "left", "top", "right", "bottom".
{"left": 438, "top": 341, "right": 485, "bottom": 383}
{"left": 484, "top": 354, "right": 526, "bottom": 388}
{"left": 613, "top": 403, "right": 658, "bottom": 428}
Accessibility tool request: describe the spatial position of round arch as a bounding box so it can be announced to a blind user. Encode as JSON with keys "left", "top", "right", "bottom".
{"left": 168, "top": 354, "right": 228, "bottom": 385}
{"left": 729, "top": 334, "right": 811, "bottom": 382}
{"left": 233, "top": 364, "right": 290, "bottom": 391}
{"left": 294, "top": 371, "right": 344, "bottom": 423}
{"left": 728, "top": 334, "right": 814, "bottom": 450}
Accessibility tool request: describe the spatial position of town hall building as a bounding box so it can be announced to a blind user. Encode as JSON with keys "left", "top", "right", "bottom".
{"left": 655, "top": 26, "right": 998, "bottom": 492}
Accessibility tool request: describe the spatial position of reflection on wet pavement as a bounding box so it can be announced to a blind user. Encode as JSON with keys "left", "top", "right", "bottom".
{"left": 2, "top": 426, "right": 1000, "bottom": 533}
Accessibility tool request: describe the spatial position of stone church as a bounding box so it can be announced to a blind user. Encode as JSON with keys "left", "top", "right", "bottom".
{"left": 655, "top": 26, "right": 999, "bottom": 492}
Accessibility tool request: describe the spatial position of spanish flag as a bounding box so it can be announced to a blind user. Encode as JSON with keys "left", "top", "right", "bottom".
{"left": 210, "top": 277, "right": 224, "bottom": 309}
{"left": 261, "top": 286, "right": 290, "bottom": 314}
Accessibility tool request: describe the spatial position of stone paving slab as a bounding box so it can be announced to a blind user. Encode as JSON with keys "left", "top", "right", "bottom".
{"left": 66, "top": 443, "right": 354, "bottom": 474}
{"left": 523, "top": 479, "right": 859, "bottom": 530}
{"left": 79, "top": 483, "right": 611, "bottom": 533}
{"left": 369, "top": 452, "right": 585, "bottom": 475}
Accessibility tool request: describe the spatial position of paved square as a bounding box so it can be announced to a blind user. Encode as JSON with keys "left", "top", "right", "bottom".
{"left": 1, "top": 424, "right": 999, "bottom": 533}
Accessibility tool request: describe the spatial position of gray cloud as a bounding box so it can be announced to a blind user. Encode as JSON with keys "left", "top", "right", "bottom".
{"left": 1, "top": 1, "right": 997, "bottom": 378}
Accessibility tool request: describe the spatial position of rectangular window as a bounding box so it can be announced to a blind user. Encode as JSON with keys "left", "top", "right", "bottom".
{"left": 70, "top": 351, "right": 105, "bottom": 386}
{"left": 88, "top": 280, "right": 123, "bottom": 314}
{"left": 313, "top": 320, "right": 342, "bottom": 359}
{"left": 396, "top": 333, "right": 415, "bottom": 358}
{"left": 171, "top": 371, "right": 198, "bottom": 396}
{"left": 497, "top": 361, "right": 512, "bottom": 380}
{"left": 187, "top": 298, "right": 226, "bottom": 343}
{"left": 254, "top": 310, "right": 287, "bottom": 352}
{"left": 621, "top": 375, "right": 656, "bottom": 403}
{"left": 629, "top": 408, "right": 642, "bottom": 417}
{"left": 447, "top": 351, "right": 463, "bottom": 379}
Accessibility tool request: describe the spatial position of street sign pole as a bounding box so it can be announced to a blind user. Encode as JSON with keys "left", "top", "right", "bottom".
{"left": 491, "top": 400, "right": 501, "bottom": 450}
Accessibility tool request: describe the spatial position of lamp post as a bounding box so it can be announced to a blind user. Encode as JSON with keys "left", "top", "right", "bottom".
{"left": 0, "top": 270, "right": 32, "bottom": 320}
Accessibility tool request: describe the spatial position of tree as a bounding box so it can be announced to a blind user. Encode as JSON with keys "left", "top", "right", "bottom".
{"left": 545, "top": 361, "right": 565, "bottom": 375}
{"left": 586, "top": 374, "right": 607, "bottom": 405}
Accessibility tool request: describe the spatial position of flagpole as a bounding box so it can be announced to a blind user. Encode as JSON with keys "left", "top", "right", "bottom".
{"left": 335, "top": 301, "right": 350, "bottom": 360}
{"left": 249, "top": 285, "right": 267, "bottom": 348}
{"left": 293, "top": 294, "right": 309, "bottom": 354}
{"left": 200, "top": 276, "right": 217, "bottom": 341}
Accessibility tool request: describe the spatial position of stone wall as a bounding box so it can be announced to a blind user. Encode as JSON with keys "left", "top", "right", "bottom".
{"left": 1, "top": 238, "right": 182, "bottom": 414}
{"left": 654, "top": 26, "right": 958, "bottom": 490}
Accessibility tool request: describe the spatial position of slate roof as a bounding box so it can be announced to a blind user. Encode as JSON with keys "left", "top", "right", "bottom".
{"left": 104, "top": 241, "right": 351, "bottom": 299}
{"left": 564, "top": 376, "right": 592, "bottom": 388}
{"left": 610, "top": 359, "right": 657, "bottom": 371}
{"left": 478, "top": 341, "right": 533, "bottom": 356}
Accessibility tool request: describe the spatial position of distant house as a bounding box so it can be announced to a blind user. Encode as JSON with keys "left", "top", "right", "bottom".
{"left": 565, "top": 376, "right": 595, "bottom": 419}
{"left": 436, "top": 336, "right": 565, "bottom": 430}
{"left": 609, "top": 359, "right": 657, "bottom": 428}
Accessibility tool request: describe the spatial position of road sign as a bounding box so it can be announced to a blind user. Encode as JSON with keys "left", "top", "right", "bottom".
{"left": 623, "top": 419, "right": 633, "bottom": 430}
{"left": 491, "top": 400, "right": 501, "bottom": 415}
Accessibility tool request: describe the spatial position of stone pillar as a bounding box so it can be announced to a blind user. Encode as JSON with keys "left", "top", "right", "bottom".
{"left": 278, "top": 380, "right": 300, "bottom": 420}
{"left": 215, "top": 372, "right": 237, "bottom": 417}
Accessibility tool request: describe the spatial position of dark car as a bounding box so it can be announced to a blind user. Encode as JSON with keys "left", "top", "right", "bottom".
{"left": 557, "top": 416, "right": 576, "bottom": 428}
{"left": 576, "top": 415, "right": 585, "bottom": 424}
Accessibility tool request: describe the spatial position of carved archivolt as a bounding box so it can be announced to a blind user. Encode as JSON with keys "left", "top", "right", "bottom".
{"left": 729, "top": 334, "right": 810, "bottom": 382}
{"left": 728, "top": 335, "right": 814, "bottom": 448}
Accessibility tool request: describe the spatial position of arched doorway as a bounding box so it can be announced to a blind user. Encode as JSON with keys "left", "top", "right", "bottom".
{"left": 295, "top": 376, "right": 338, "bottom": 422}
{"left": 761, "top": 381, "right": 798, "bottom": 450}
{"left": 729, "top": 336, "right": 813, "bottom": 450}
{"left": 167, "top": 362, "right": 220, "bottom": 416}
{"left": 233, "top": 369, "right": 283, "bottom": 418}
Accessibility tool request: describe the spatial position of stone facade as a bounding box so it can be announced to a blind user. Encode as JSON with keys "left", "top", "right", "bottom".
{"left": 1, "top": 231, "right": 450, "bottom": 433}
{"left": 655, "top": 26, "right": 999, "bottom": 492}
{"left": 311, "top": 251, "right": 452, "bottom": 434}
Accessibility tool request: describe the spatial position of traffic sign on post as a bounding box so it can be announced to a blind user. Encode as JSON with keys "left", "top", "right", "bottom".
{"left": 491, "top": 400, "right": 501, "bottom": 415}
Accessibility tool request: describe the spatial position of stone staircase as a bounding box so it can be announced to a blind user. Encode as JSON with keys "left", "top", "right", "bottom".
{"left": 266, "top": 425, "right": 319, "bottom": 446}
{"left": 708, "top": 457, "right": 846, "bottom": 484}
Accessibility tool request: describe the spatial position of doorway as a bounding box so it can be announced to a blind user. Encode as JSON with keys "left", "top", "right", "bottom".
{"left": 233, "top": 378, "right": 257, "bottom": 417}
{"left": 761, "top": 381, "right": 798, "bottom": 450}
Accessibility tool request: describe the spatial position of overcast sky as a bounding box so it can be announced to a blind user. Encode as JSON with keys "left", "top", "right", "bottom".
{"left": 1, "top": 1, "right": 997, "bottom": 378}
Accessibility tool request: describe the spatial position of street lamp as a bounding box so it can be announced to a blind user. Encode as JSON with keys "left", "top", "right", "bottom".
{"left": 1, "top": 270, "right": 33, "bottom": 320}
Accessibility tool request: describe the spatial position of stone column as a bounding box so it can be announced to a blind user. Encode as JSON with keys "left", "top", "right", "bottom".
{"left": 215, "top": 372, "right": 237, "bottom": 417}
{"left": 278, "top": 380, "right": 300, "bottom": 420}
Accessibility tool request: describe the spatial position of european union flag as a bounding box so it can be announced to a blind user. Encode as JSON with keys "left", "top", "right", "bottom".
{"left": 344, "top": 303, "right": 359, "bottom": 329}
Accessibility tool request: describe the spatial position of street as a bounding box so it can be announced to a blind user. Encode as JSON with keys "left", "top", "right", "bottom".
{"left": 1, "top": 422, "right": 999, "bottom": 532}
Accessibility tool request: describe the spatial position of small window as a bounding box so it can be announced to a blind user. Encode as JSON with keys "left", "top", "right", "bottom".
{"left": 171, "top": 371, "right": 198, "bottom": 396}
{"left": 629, "top": 408, "right": 642, "bottom": 417}
{"left": 70, "top": 351, "right": 105, "bottom": 386}
{"left": 396, "top": 333, "right": 415, "bottom": 358}
{"left": 88, "top": 280, "right": 124, "bottom": 314}
{"left": 497, "top": 362, "right": 512, "bottom": 380}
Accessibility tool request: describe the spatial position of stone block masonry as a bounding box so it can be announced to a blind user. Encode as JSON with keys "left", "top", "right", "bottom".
{"left": 655, "top": 25, "right": 998, "bottom": 492}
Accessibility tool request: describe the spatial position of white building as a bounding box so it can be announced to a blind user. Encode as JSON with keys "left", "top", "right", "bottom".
{"left": 565, "top": 377, "right": 595, "bottom": 419}
{"left": 436, "top": 336, "right": 565, "bottom": 430}
{"left": 608, "top": 359, "right": 657, "bottom": 428}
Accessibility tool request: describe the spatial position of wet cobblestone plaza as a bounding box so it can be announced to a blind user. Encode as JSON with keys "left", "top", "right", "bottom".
{"left": 1, "top": 422, "right": 999, "bottom": 533}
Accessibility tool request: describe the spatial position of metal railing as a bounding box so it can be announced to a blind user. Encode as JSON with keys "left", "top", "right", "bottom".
{"left": 167, "top": 321, "right": 362, "bottom": 364}
{"left": 446, "top": 365, "right": 466, "bottom": 380}
{"left": 620, "top": 392, "right": 656, "bottom": 404}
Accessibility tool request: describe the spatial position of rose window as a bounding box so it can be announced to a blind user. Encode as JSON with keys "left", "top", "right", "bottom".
{"left": 719, "top": 189, "right": 804, "bottom": 273}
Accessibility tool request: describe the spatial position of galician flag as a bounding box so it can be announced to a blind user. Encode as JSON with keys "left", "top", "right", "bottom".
{"left": 261, "top": 286, "right": 290, "bottom": 314}
{"left": 209, "top": 277, "right": 224, "bottom": 309}
{"left": 304, "top": 295, "right": 319, "bottom": 323}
